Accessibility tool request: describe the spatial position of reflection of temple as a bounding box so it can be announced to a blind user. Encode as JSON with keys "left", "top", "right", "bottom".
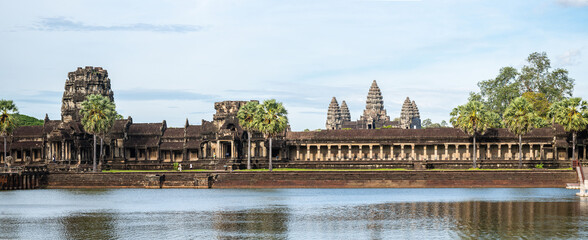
{"left": 1, "top": 67, "right": 587, "bottom": 170}
{"left": 326, "top": 80, "right": 421, "bottom": 130}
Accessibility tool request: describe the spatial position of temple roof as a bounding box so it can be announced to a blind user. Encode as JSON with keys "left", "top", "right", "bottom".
{"left": 287, "top": 127, "right": 563, "bottom": 143}
{"left": 186, "top": 125, "right": 203, "bottom": 137}
{"left": 162, "top": 128, "right": 184, "bottom": 138}
{"left": 128, "top": 123, "right": 162, "bottom": 136}
{"left": 125, "top": 136, "right": 159, "bottom": 147}
{"left": 13, "top": 126, "right": 43, "bottom": 138}
{"left": 160, "top": 142, "right": 184, "bottom": 150}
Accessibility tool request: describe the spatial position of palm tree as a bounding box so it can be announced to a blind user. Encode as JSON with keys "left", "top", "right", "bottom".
{"left": 0, "top": 100, "right": 19, "bottom": 170}
{"left": 503, "top": 97, "right": 547, "bottom": 168}
{"left": 255, "top": 99, "right": 288, "bottom": 171}
{"left": 548, "top": 97, "right": 588, "bottom": 165}
{"left": 237, "top": 101, "right": 260, "bottom": 170}
{"left": 79, "top": 94, "right": 118, "bottom": 172}
{"left": 450, "top": 100, "right": 500, "bottom": 168}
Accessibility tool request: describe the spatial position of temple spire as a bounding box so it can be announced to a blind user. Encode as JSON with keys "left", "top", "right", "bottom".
{"left": 340, "top": 100, "right": 351, "bottom": 122}
{"left": 326, "top": 97, "right": 342, "bottom": 130}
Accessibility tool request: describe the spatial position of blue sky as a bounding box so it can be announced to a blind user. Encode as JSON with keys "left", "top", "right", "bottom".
{"left": 1, "top": 0, "right": 587, "bottom": 131}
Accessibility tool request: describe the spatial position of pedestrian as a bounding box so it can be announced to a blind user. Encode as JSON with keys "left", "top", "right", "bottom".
{"left": 178, "top": 163, "right": 182, "bottom": 172}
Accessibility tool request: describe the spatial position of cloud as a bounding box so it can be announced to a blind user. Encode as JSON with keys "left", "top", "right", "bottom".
{"left": 558, "top": 49, "right": 582, "bottom": 66}
{"left": 557, "top": 0, "right": 588, "bottom": 6}
{"left": 30, "top": 17, "right": 204, "bottom": 33}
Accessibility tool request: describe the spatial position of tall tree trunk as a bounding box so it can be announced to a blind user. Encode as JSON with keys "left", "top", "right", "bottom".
{"left": 3, "top": 136, "right": 6, "bottom": 170}
{"left": 573, "top": 131, "right": 577, "bottom": 162}
{"left": 473, "top": 135, "right": 477, "bottom": 169}
{"left": 518, "top": 134, "right": 522, "bottom": 169}
{"left": 269, "top": 137, "right": 273, "bottom": 172}
{"left": 100, "top": 137, "right": 103, "bottom": 167}
{"left": 93, "top": 134, "right": 97, "bottom": 173}
{"left": 247, "top": 131, "right": 251, "bottom": 170}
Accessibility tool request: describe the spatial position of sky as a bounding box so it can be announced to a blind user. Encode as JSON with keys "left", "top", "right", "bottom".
{"left": 0, "top": 0, "right": 587, "bottom": 131}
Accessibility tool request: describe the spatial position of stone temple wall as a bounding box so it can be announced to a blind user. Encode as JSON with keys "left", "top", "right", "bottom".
{"left": 61, "top": 66, "right": 114, "bottom": 122}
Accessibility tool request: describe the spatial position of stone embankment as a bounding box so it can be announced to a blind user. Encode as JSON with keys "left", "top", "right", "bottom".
{"left": 45, "top": 170, "right": 577, "bottom": 189}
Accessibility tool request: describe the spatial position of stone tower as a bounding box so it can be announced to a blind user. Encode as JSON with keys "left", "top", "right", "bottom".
{"left": 400, "top": 97, "right": 421, "bottom": 129}
{"left": 326, "top": 97, "right": 342, "bottom": 130}
{"left": 61, "top": 67, "right": 114, "bottom": 122}
{"left": 359, "top": 80, "right": 390, "bottom": 129}
{"left": 340, "top": 100, "right": 351, "bottom": 122}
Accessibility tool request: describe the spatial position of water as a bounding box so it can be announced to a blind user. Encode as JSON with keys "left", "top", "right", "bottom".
{"left": 0, "top": 188, "right": 587, "bottom": 239}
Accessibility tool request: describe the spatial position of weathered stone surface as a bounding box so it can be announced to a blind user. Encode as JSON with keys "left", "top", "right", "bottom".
{"left": 61, "top": 66, "right": 114, "bottom": 122}
{"left": 400, "top": 97, "right": 421, "bottom": 129}
{"left": 325, "top": 97, "right": 342, "bottom": 130}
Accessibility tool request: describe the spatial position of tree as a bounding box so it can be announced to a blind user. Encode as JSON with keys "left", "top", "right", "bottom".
{"left": 237, "top": 101, "right": 260, "bottom": 170}
{"left": 421, "top": 118, "right": 433, "bottom": 128}
{"left": 521, "top": 92, "right": 551, "bottom": 120}
{"left": 548, "top": 98, "right": 588, "bottom": 164}
{"left": 503, "top": 97, "right": 547, "bottom": 168}
{"left": 0, "top": 100, "right": 19, "bottom": 170}
{"left": 475, "top": 52, "right": 574, "bottom": 116}
{"left": 255, "top": 99, "right": 288, "bottom": 172}
{"left": 450, "top": 100, "right": 500, "bottom": 168}
{"left": 79, "top": 94, "right": 118, "bottom": 172}
{"left": 14, "top": 114, "right": 43, "bottom": 126}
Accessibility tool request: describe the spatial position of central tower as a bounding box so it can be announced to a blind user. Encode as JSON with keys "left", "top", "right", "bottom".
{"left": 358, "top": 80, "right": 390, "bottom": 129}
{"left": 60, "top": 66, "right": 114, "bottom": 122}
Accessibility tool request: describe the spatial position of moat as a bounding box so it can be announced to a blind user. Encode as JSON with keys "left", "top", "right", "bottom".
{"left": 1, "top": 188, "right": 586, "bottom": 239}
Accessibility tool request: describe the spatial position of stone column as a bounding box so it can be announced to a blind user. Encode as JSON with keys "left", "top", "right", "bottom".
{"left": 316, "top": 145, "right": 321, "bottom": 161}
{"left": 379, "top": 145, "right": 383, "bottom": 160}
{"left": 434, "top": 145, "right": 438, "bottom": 160}
{"left": 554, "top": 146, "right": 558, "bottom": 160}
{"left": 327, "top": 145, "right": 332, "bottom": 160}
{"left": 529, "top": 144, "right": 534, "bottom": 160}
{"left": 337, "top": 145, "right": 342, "bottom": 160}
{"left": 216, "top": 140, "right": 220, "bottom": 159}
{"left": 359, "top": 145, "right": 363, "bottom": 160}
{"left": 411, "top": 144, "right": 415, "bottom": 160}
{"left": 390, "top": 145, "right": 394, "bottom": 160}
{"left": 231, "top": 141, "right": 235, "bottom": 159}
{"left": 401, "top": 144, "right": 405, "bottom": 160}
{"left": 444, "top": 144, "right": 448, "bottom": 160}
{"left": 466, "top": 144, "right": 470, "bottom": 160}
{"left": 508, "top": 144, "right": 512, "bottom": 160}
{"left": 423, "top": 145, "right": 427, "bottom": 160}
{"left": 498, "top": 144, "right": 502, "bottom": 160}
{"left": 369, "top": 145, "right": 373, "bottom": 160}
{"left": 262, "top": 142, "right": 267, "bottom": 158}
{"left": 348, "top": 145, "right": 352, "bottom": 160}
{"left": 540, "top": 144, "right": 544, "bottom": 160}
{"left": 487, "top": 144, "right": 491, "bottom": 160}
{"left": 296, "top": 145, "right": 300, "bottom": 160}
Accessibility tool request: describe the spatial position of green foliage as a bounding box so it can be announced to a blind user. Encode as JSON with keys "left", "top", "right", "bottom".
{"left": 548, "top": 97, "right": 588, "bottom": 133}
{"left": 0, "top": 99, "right": 19, "bottom": 137}
{"left": 450, "top": 100, "right": 501, "bottom": 136}
{"left": 304, "top": 129, "right": 310, "bottom": 132}
{"left": 341, "top": 128, "right": 352, "bottom": 130}
{"left": 422, "top": 118, "right": 449, "bottom": 129}
{"left": 474, "top": 52, "right": 574, "bottom": 116}
{"left": 503, "top": 97, "right": 547, "bottom": 136}
{"left": 79, "top": 94, "right": 118, "bottom": 136}
{"left": 173, "top": 162, "right": 179, "bottom": 171}
{"left": 14, "top": 114, "right": 43, "bottom": 126}
{"left": 381, "top": 125, "right": 393, "bottom": 129}
{"left": 535, "top": 163, "right": 544, "bottom": 169}
{"left": 255, "top": 99, "right": 288, "bottom": 137}
{"left": 237, "top": 101, "right": 261, "bottom": 132}
{"left": 522, "top": 92, "right": 551, "bottom": 120}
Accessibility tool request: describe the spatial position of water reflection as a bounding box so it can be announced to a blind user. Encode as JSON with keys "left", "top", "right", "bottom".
{"left": 60, "top": 212, "right": 117, "bottom": 240}
{"left": 0, "top": 189, "right": 586, "bottom": 239}
{"left": 213, "top": 207, "right": 290, "bottom": 239}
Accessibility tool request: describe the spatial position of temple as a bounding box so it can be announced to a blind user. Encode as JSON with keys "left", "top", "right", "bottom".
{"left": 1, "top": 67, "right": 587, "bottom": 171}
{"left": 327, "top": 80, "right": 421, "bottom": 130}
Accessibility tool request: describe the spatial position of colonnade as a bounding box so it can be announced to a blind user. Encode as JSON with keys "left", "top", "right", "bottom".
{"left": 292, "top": 143, "right": 582, "bottom": 161}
